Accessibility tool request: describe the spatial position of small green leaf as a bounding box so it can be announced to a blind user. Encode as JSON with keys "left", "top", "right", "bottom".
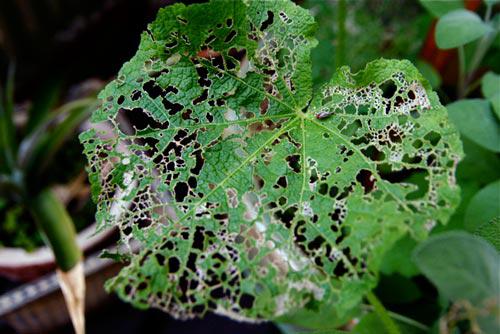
{"left": 464, "top": 180, "right": 500, "bottom": 230}
{"left": 482, "top": 72, "right": 500, "bottom": 118}
{"left": 419, "top": 0, "right": 463, "bottom": 18}
{"left": 413, "top": 231, "right": 500, "bottom": 304}
{"left": 474, "top": 217, "right": 500, "bottom": 251}
{"left": 435, "top": 10, "right": 490, "bottom": 49}
{"left": 447, "top": 99, "right": 500, "bottom": 152}
{"left": 482, "top": 72, "right": 500, "bottom": 99}
{"left": 490, "top": 93, "right": 500, "bottom": 119}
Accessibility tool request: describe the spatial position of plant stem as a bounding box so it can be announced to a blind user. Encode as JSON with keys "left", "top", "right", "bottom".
{"left": 361, "top": 304, "right": 429, "bottom": 332}
{"left": 462, "top": 4, "right": 497, "bottom": 94}
{"left": 336, "top": 0, "right": 347, "bottom": 68}
{"left": 485, "top": 4, "right": 492, "bottom": 22}
{"left": 465, "top": 30, "right": 498, "bottom": 88}
{"left": 366, "top": 291, "right": 401, "bottom": 334}
{"left": 457, "top": 46, "right": 466, "bottom": 99}
{"left": 463, "top": 76, "right": 483, "bottom": 97}
{"left": 29, "top": 188, "right": 82, "bottom": 272}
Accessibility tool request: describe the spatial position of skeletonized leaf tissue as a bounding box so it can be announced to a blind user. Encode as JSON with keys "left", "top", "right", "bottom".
{"left": 80, "top": 0, "right": 463, "bottom": 322}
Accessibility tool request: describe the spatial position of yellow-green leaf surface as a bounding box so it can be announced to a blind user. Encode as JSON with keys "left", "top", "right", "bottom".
{"left": 80, "top": 0, "right": 463, "bottom": 322}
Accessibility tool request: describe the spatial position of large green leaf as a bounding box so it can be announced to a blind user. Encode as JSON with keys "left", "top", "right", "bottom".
{"left": 447, "top": 99, "right": 500, "bottom": 152}
{"left": 435, "top": 10, "right": 490, "bottom": 49}
{"left": 413, "top": 231, "right": 499, "bottom": 305}
{"left": 81, "top": 0, "right": 463, "bottom": 321}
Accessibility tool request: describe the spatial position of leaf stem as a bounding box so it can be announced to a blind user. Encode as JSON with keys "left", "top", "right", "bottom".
{"left": 336, "top": 0, "right": 347, "bottom": 68}
{"left": 463, "top": 76, "right": 483, "bottom": 97}
{"left": 365, "top": 291, "right": 401, "bottom": 334}
{"left": 29, "top": 188, "right": 82, "bottom": 271}
{"left": 485, "top": 4, "right": 492, "bottom": 23}
{"left": 465, "top": 29, "right": 498, "bottom": 89}
{"left": 361, "top": 304, "right": 430, "bottom": 332}
{"left": 457, "top": 46, "right": 467, "bottom": 99}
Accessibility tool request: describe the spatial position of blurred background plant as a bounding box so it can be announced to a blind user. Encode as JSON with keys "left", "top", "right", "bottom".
{"left": 0, "top": 63, "right": 100, "bottom": 333}
{"left": 0, "top": 70, "right": 98, "bottom": 252}
{"left": 0, "top": 0, "right": 498, "bottom": 334}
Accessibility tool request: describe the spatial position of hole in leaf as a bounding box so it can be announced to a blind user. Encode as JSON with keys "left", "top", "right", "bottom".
{"left": 260, "top": 11, "right": 274, "bottom": 30}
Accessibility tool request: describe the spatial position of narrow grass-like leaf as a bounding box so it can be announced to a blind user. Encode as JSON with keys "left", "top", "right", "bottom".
{"left": 26, "top": 79, "right": 61, "bottom": 134}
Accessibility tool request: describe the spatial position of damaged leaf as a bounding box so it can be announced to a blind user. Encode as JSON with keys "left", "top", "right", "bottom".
{"left": 80, "top": 0, "right": 462, "bottom": 322}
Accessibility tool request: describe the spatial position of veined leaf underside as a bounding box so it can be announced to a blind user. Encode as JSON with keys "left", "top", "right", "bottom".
{"left": 80, "top": 0, "right": 463, "bottom": 321}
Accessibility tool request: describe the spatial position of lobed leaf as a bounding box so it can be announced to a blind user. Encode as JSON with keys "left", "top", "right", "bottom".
{"left": 81, "top": 0, "right": 463, "bottom": 322}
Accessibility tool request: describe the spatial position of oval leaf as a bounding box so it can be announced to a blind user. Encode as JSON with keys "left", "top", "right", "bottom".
{"left": 490, "top": 93, "right": 500, "bottom": 119}
{"left": 482, "top": 72, "right": 500, "bottom": 118}
{"left": 81, "top": 0, "right": 463, "bottom": 321}
{"left": 447, "top": 99, "right": 500, "bottom": 152}
{"left": 481, "top": 72, "right": 500, "bottom": 100}
{"left": 436, "top": 10, "right": 490, "bottom": 49}
{"left": 465, "top": 180, "right": 500, "bottom": 230}
{"left": 413, "top": 231, "right": 500, "bottom": 304}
